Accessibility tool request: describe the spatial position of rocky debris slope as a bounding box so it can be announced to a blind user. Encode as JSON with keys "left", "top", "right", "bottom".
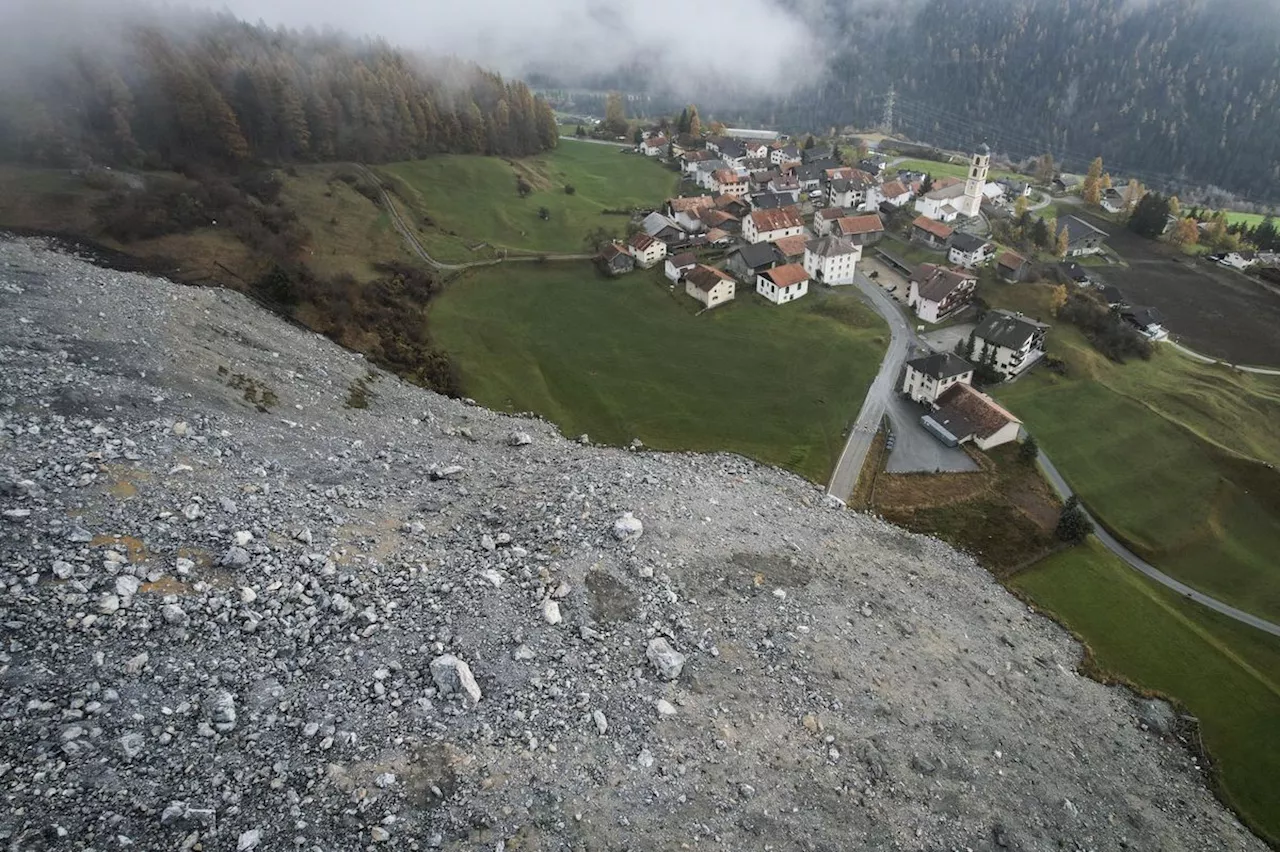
{"left": 0, "top": 237, "right": 1264, "bottom": 852}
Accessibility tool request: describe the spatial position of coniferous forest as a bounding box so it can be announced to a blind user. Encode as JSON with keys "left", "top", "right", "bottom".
{"left": 0, "top": 13, "right": 559, "bottom": 171}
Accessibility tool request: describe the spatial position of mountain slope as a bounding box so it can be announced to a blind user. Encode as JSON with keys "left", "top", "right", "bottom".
{"left": 0, "top": 236, "right": 1268, "bottom": 850}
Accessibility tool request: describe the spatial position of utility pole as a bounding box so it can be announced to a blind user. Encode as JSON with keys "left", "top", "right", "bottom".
{"left": 882, "top": 85, "right": 895, "bottom": 136}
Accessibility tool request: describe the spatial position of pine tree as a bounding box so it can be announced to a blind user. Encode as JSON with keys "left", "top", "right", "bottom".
{"left": 1055, "top": 496, "right": 1093, "bottom": 544}
{"left": 1019, "top": 434, "right": 1039, "bottom": 464}
{"left": 676, "top": 107, "right": 690, "bottom": 135}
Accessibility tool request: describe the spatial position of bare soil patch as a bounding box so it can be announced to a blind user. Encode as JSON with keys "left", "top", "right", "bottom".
{"left": 1074, "top": 210, "right": 1280, "bottom": 366}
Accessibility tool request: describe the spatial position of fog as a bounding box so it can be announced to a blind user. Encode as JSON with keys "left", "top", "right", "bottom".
{"left": 218, "top": 0, "right": 820, "bottom": 95}
{"left": 0, "top": 0, "right": 821, "bottom": 97}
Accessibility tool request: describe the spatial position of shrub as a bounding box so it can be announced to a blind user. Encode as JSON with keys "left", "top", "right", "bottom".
{"left": 564, "top": 184, "right": 576, "bottom": 195}
{"left": 1055, "top": 495, "right": 1093, "bottom": 544}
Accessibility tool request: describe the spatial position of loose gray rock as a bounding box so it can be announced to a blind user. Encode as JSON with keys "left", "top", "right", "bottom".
{"left": 209, "top": 691, "right": 237, "bottom": 733}
{"left": 612, "top": 512, "right": 644, "bottom": 542}
{"left": 646, "top": 638, "right": 685, "bottom": 681}
{"left": 508, "top": 430, "right": 533, "bottom": 447}
{"left": 430, "top": 654, "right": 482, "bottom": 706}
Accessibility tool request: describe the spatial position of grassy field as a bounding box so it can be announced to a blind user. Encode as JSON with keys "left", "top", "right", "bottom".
{"left": 430, "top": 263, "right": 887, "bottom": 482}
{"left": 892, "top": 157, "right": 1022, "bottom": 183}
{"left": 1012, "top": 540, "right": 1280, "bottom": 846}
{"left": 278, "top": 165, "right": 415, "bottom": 281}
{"left": 379, "top": 139, "right": 679, "bottom": 263}
{"left": 982, "top": 282, "right": 1280, "bottom": 622}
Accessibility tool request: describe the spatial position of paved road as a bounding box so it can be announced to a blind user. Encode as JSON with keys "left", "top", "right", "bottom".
{"left": 826, "top": 274, "right": 913, "bottom": 501}
{"left": 354, "top": 164, "right": 593, "bottom": 271}
{"left": 1166, "top": 339, "right": 1280, "bottom": 375}
{"left": 1034, "top": 452, "right": 1280, "bottom": 637}
{"left": 558, "top": 136, "right": 629, "bottom": 148}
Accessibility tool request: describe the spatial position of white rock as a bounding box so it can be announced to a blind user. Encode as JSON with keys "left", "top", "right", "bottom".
{"left": 175, "top": 557, "right": 195, "bottom": 576}
{"left": 115, "top": 575, "right": 141, "bottom": 598}
{"left": 210, "top": 691, "right": 237, "bottom": 733}
{"left": 124, "top": 652, "right": 149, "bottom": 674}
{"left": 541, "top": 599, "right": 562, "bottom": 625}
{"left": 480, "top": 570, "right": 503, "bottom": 588}
{"left": 508, "top": 431, "right": 533, "bottom": 447}
{"left": 172, "top": 421, "right": 189, "bottom": 437}
{"left": 513, "top": 644, "right": 535, "bottom": 661}
{"left": 592, "top": 710, "right": 608, "bottom": 735}
{"left": 430, "top": 654, "right": 482, "bottom": 705}
{"left": 371, "top": 827, "right": 390, "bottom": 842}
{"left": 162, "top": 604, "right": 188, "bottom": 625}
{"left": 480, "top": 534, "right": 496, "bottom": 552}
{"left": 233, "top": 530, "right": 254, "bottom": 546}
{"left": 612, "top": 512, "right": 644, "bottom": 542}
{"left": 646, "top": 638, "right": 686, "bottom": 681}
{"left": 237, "top": 829, "right": 261, "bottom": 851}
{"left": 655, "top": 699, "right": 677, "bottom": 717}
{"left": 98, "top": 594, "right": 121, "bottom": 615}
{"left": 239, "top": 587, "right": 258, "bottom": 604}
{"left": 375, "top": 772, "right": 396, "bottom": 788}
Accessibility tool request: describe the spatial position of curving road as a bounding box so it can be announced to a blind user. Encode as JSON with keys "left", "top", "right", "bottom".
{"left": 354, "top": 164, "right": 594, "bottom": 271}
{"left": 833, "top": 261, "right": 1280, "bottom": 637}
{"left": 826, "top": 272, "right": 914, "bottom": 502}
{"left": 1034, "top": 453, "right": 1280, "bottom": 637}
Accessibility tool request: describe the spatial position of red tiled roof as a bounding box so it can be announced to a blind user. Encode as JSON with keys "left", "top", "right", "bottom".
{"left": 748, "top": 207, "right": 804, "bottom": 233}
{"left": 933, "top": 383, "right": 1021, "bottom": 440}
{"left": 669, "top": 195, "right": 714, "bottom": 213}
{"left": 668, "top": 252, "right": 697, "bottom": 269}
{"left": 815, "top": 207, "right": 846, "bottom": 221}
{"left": 646, "top": 135, "right": 668, "bottom": 147}
{"left": 836, "top": 214, "right": 884, "bottom": 236}
{"left": 997, "top": 250, "right": 1027, "bottom": 269}
{"left": 713, "top": 169, "right": 743, "bottom": 184}
{"left": 912, "top": 216, "right": 954, "bottom": 240}
{"left": 628, "top": 232, "right": 658, "bottom": 251}
{"left": 684, "top": 264, "right": 734, "bottom": 292}
{"left": 762, "top": 263, "right": 810, "bottom": 288}
{"left": 881, "top": 180, "right": 909, "bottom": 198}
{"left": 771, "top": 234, "right": 808, "bottom": 258}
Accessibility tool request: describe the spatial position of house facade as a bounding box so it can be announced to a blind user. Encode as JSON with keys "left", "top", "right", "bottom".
{"left": 1060, "top": 215, "right": 1108, "bottom": 256}
{"left": 921, "top": 384, "right": 1022, "bottom": 450}
{"left": 684, "top": 265, "right": 736, "bottom": 309}
{"left": 803, "top": 235, "right": 861, "bottom": 285}
{"left": 639, "top": 135, "right": 667, "bottom": 157}
{"left": 756, "top": 263, "right": 810, "bottom": 305}
{"left": 901, "top": 352, "right": 974, "bottom": 404}
{"left": 711, "top": 169, "right": 749, "bottom": 197}
{"left": 971, "top": 309, "right": 1050, "bottom": 379}
{"left": 724, "top": 242, "right": 779, "bottom": 282}
{"left": 947, "top": 232, "right": 995, "bottom": 268}
{"left": 597, "top": 243, "right": 635, "bottom": 277}
{"left": 913, "top": 181, "right": 967, "bottom": 222}
{"left": 1100, "top": 188, "right": 1125, "bottom": 213}
{"left": 627, "top": 232, "right": 668, "bottom": 268}
{"left": 911, "top": 215, "right": 954, "bottom": 249}
{"left": 742, "top": 207, "right": 805, "bottom": 243}
{"left": 907, "top": 263, "right": 977, "bottom": 322}
{"left": 996, "top": 250, "right": 1030, "bottom": 283}
{"left": 664, "top": 251, "right": 697, "bottom": 282}
{"left": 1221, "top": 250, "right": 1257, "bottom": 270}
{"left": 833, "top": 214, "right": 884, "bottom": 246}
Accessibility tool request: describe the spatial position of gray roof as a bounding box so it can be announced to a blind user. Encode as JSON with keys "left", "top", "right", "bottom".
{"left": 750, "top": 191, "right": 799, "bottom": 210}
{"left": 1123, "top": 306, "right": 1164, "bottom": 327}
{"left": 974, "top": 309, "right": 1050, "bottom": 350}
{"left": 805, "top": 235, "right": 859, "bottom": 259}
{"left": 906, "top": 352, "right": 973, "bottom": 381}
{"left": 949, "top": 232, "right": 989, "bottom": 253}
{"left": 729, "top": 242, "right": 780, "bottom": 270}
{"left": 642, "top": 211, "right": 680, "bottom": 237}
{"left": 1061, "top": 215, "right": 1108, "bottom": 243}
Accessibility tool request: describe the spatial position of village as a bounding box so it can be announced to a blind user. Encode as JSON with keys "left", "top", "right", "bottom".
{"left": 593, "top": 128, "right": 1203, "bottom": 457}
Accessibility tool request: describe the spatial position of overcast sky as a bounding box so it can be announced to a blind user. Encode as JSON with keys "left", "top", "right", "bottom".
{"left": 202, "top": 0, "right": 821, "bottom": 94}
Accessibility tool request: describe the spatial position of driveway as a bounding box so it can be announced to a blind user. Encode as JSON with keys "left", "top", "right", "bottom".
{"left": 919, "top": 322, "right": 975, "bottom": 356}
{"left": 827, "top": 273, "right": 978, "bottom": 502}
{"left": 884, "top": 379, "right": 979, "bottom": 473}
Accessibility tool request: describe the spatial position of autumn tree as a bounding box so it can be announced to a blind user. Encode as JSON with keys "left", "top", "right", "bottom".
{"left": 1167, "top": 195, "right": 1181, "bottom": 218}
{"left": 1121, "top": 178, "right": 1145, "bottom": 212}
{"left": 603, "top": 91, "right": 628, "bottom": 137}
{"left": 1048, "top": 284, "right": 1068, "bottom": 315}
{"left": 1082, "top": 156, "right": 1103, "bottom": 205}
{"left": 1013, "top": 195, "right": 1029, "bottom": 218}
{"left": 1171, "top": 217, "right": 1200, "bottom": 246}
{"left": 1055, "top": 224, "right": 1070, "bottom": 257}
{"left": 1035, "top": 153, "right": 1056, "bottom": 184}
{"left": 687, "top": 104, "right": 702, "bottom": 137}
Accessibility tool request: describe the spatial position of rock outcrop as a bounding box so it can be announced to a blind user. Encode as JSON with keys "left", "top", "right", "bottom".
{"left": 0, "top": 238, "right": 1264, "bottom": 850}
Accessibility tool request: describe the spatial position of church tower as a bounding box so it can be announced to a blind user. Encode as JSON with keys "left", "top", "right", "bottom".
{"left": 962, "top": 143, "right": 990, "bottom": 218}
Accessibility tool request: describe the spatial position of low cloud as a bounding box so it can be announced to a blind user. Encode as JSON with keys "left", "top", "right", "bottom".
{"left": 214, "top": 0, "right": 821, "bottom": 96}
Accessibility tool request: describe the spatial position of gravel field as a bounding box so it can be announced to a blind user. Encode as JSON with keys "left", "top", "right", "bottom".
{"left": 0, "top": 237, "right": 1267, "bottom": 851}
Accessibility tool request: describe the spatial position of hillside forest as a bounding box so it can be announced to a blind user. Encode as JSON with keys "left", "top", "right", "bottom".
{"left": 0, "top": 13, "right": 559, "bottom": 170}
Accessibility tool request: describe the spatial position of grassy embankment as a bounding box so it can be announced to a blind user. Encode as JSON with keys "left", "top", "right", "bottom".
{"left": 1013, "top": 541, "right": 1280, "bottom": 846}
{"left": 379, "top": 139, "right": 679, "bottom": 264}
{"left": 0, "top": 163, "right": 411, "bottom": 284}
{"left": 891, "top": 157, "right": 1023, "bottom": 183}
{"left": 431, "top": 264, "right": 886, "bottom": 483}
{"left": 985, "top": 282, "right": 1280, "bottom": 623}
{"left": 965, "top": 280, "right": 1280, "bottom": 843}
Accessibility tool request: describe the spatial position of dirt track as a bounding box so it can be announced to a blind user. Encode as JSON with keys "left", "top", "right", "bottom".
{"left": 1074, "top": 210, "right": 1280, "bottom": 366}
